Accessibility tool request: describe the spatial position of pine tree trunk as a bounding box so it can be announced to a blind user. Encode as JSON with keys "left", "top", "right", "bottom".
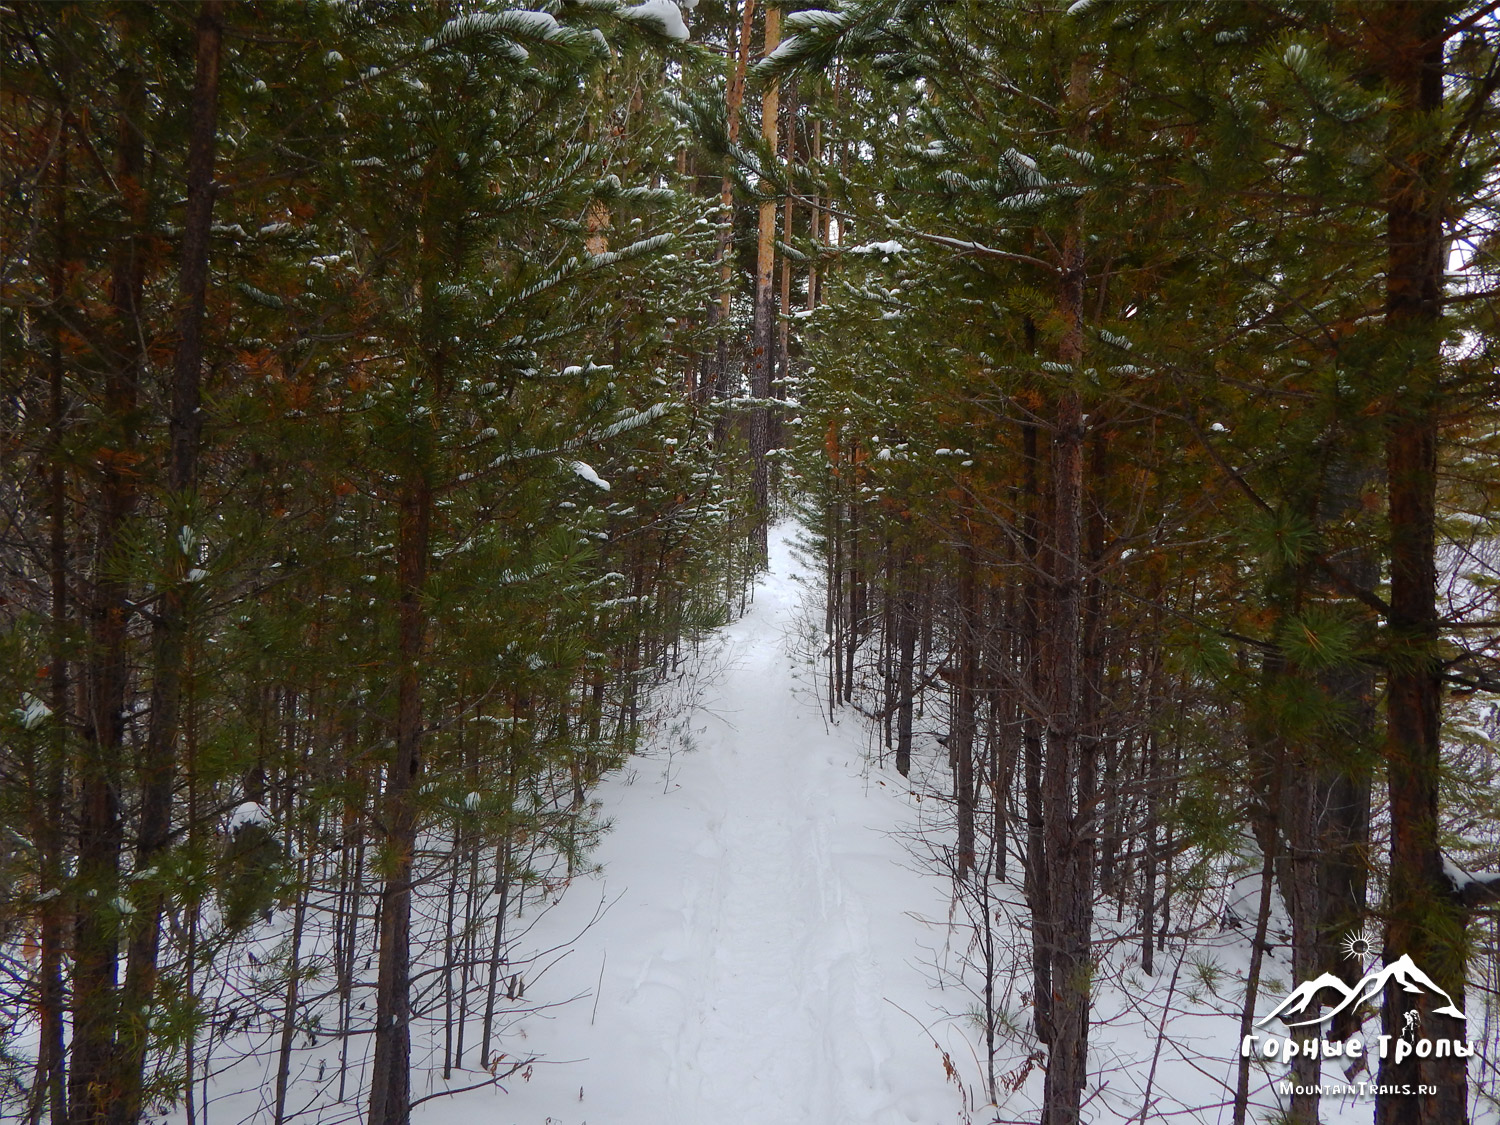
{"left": 70, "top": 43, "right": 147, "bottom": 1124}
{"left": 1373, "top": 7, "right": 1468, "bottom": 1124}
{"left": 1139, "top": 731, "right": 1158, "bottom": 977}
{"left": 273, "top": 857, "right": 308, "bottom": 1125}
{"left": 895, "top": 549, "right": 918, "bottom": 777}
{"left": 748, "top": 3, "right": 781, "bottom": 559}
{"left": 1020, "top": 416, "right": 1053, "bottom": 1045}
{"left": 1040, "top": 60, "right": 1093, "bottom": 1123}
{"left": 38, "top": 92, "right": 71, "bottom": 1125}
{"left": 368, "top": 474, "right": 432, "bottom": 1125}
{"left": 479, "top": 835, "right": 514, "bottom": 1070}
{"left": 116, "top": 9, "right": 223, "bottom": 1121}
{"left": 854, "top": 510, "right": 867, "bottom": 689}
{"left": 710, "top": 0, "right": 757, "bottom": 439}
{"left": 1232, "top": 845, "right": 1277, "bottom": 1125}
{"left": 1315, "top": 456, "right": 1379, "bottom": 1041}
{"left": 1284, "top": 763, "right": 1323, "bottom": 1124}
{"left": 952, "top": 535, "right": 978, "bottom": 880}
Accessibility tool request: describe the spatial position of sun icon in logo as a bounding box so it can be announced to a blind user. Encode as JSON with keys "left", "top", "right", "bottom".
{"left": 1340, "top": 925, "right": 1378, "bottom": 965}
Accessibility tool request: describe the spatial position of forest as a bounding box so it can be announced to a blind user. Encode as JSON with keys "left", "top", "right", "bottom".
{"left": 1, "top": 2, "right": 1499, "bottom": 1124}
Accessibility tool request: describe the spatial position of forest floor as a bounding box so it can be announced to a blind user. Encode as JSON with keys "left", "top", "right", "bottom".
{"left": 452, "top": 523, "right": 977, "bottom": 1124}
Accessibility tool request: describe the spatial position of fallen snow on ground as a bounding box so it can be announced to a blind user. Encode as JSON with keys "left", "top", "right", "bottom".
{"left": 437, "top": 524, "right": 973, "bottom": 1124}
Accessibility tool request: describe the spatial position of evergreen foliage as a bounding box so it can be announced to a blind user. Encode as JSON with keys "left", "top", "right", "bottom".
{"left": 2, "top": 2, "right": 1498, "bottom": 1124}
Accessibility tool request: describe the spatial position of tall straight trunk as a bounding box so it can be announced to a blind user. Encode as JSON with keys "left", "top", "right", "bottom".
{"left": 710, "top": 0, "right": 757, "bottom": 432}
{"left": 337, "top": 827, "right": 365, "bottom": 1103}
{"left": 992, "top": 582, "right": 1017, "bottom": 884}
{"left": 1080, "top": 427, "right": 1106, "bottom": 902}
{"left": 1231, "top": 845, "right": 1278, "bottom": 1125}
{"left": 845, "top": 491, "right": 861, "bottom": 701}
{"left": 827, "top": 480, "right": 842, "bottom": 710}
{"left": 771, "top": 184, "right": 793, "bottom": 455}
{"left": 368, "top": 474, "right": 432, "bottom": 1125}
{"left": 1316, "top": 687, "right": 1374, "bottom": 1043}
{"left": 1020, "top": 416, "right": 1052, "bottom": 1045}
{"left": 272, "top": 857, "right": 308, "bottom": 1125}
{"left": 952, "top": 535, "right": 978, "bottom": 879}
{"left": 70, "top": 48, "right": 147, "bottom": 1125}
{"left": 806, "top": 117, "right": 824, "bottom": 313}
{"left": 894, "top": 548, "right": 918, "bottom": 777}
{"left": 1283, "top": 756, "right": 1323, "bottom": 1124}
{"left": 116, "top": 9, "right": 223, "bottom": 1122}
{"left": 1040, "top": 58, "right": 1093, "bottom": 1125}
{"left": 1139, "top": 731, "right": 1158, "bottom": 976}
{"left": 775, "top": 89, "right": 795, "bottom": 445}
{"left": 454, "top": 841, "right": 481, "bottom": 1068}
{"left": 1312, "top": 456, "right": 1379, "bottom": 1041}
{"left": 1041, "top": 374, "right": 1089, "bottom": 1125}
{"left": 442, "top": 845, "right": 458, "bottom": 1077}
{"left": 747, "top": 4, "right": 781, "bottom": 557}
{"left": 37, "top": 98, "right": 70, "bottom": 1125}
{"left": 1373, "top": 7, "right": 1468, "bottom": 1124}
{"left": 479, "top": 834, "right": 514, "bottom": 1070}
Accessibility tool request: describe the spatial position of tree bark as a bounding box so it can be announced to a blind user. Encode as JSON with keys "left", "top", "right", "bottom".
{"left": 1372, "top": 7, "right": 1469, "bottom": 1124}
{"left": 748, "top": 3, "right": 781, "bottom": 558}
{"left": 953, "top": 533, "right": 978, "bottom": 879}
{"left": 1020, "top": 414, "right": 1052, "bottom": 1045}
{"left": 368, "top": 474, "right": 432, "bottom": 1125}
{"left": 1232, "top": 845, "right": 1277, "bottom": 1125}
{"left": 1040, "top": 57, "right": 1093, "bottom": 1125}
{"left": 894, "top": 548, "right": 918, "bottom": 777}
{"left": 710, "top": 0, "right": 757, "bottom": 438}
{"left": 37, "top": 92, "right": 71, "bottom": 1125}
{"left": 115, "top": 8, "right": 223, "bottom": 1122}
{"left": 70, "top": 42, "right": 147, "bottom": 1125}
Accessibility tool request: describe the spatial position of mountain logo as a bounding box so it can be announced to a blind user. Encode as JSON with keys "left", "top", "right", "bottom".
{"left": 1256, "top": 954, "right": 1468, "bottom": 1029}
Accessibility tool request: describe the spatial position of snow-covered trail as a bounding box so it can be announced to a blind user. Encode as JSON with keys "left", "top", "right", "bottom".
{"left": 451, "top": 525, "right": 970, "bottom": 1125}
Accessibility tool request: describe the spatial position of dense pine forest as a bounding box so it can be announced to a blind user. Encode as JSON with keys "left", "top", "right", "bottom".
{"left": 2, "top": 2, "right": 1499, "bottom": 1124}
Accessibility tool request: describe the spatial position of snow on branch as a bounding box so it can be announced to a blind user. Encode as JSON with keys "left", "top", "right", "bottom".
{"left": 570, "top": 460, "right": 612, "bottom": 490}
{"left": 586, "top": 232, "right": 674, "bottom": 268}
{"left": 1444, "top": 856, "right": 1500, "bottom": 907}
{"left": 431, "top": 9, "right": 592, "bottom": 61}
{"left": 592, "top": 400, "right": 671, "bottom": 441}
{"left": 883, "top": 223, "right": 1058, "bottom": 273}
{"left": 618, "top": 0, "right": 691, "bottom": 42}
{"left": 461, "top": 402, "right": 676, "bottom": 481}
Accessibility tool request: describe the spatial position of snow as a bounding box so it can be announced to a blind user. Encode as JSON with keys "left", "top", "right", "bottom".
{"left": 226, "top": 801, "right": 271, "bottom": 832}
{"left": 1445, "top": 855, "right": 1500, "bottom": 893}
{"left": 847, "top": 240, "right": 907, "bottom": 256}
{"left": 430, "top": 9, "right": 570, "bottom": 61}
{"left": 622, "top": 0, "right": 691, "bottom": 42}
{"left": 569, "top": 460, "right": 612, "bottom": 491}
{"left": 760, "top": 36, "right": 807, "bottom": 68}
{"left": 459, "top": 524, "right": 970, "bottom": 1124}
{"left": 18, "top": 692, "right": 51, "bottom": 729}
{"left": 784, "top": 8, "right": 849, "bottom": 34}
